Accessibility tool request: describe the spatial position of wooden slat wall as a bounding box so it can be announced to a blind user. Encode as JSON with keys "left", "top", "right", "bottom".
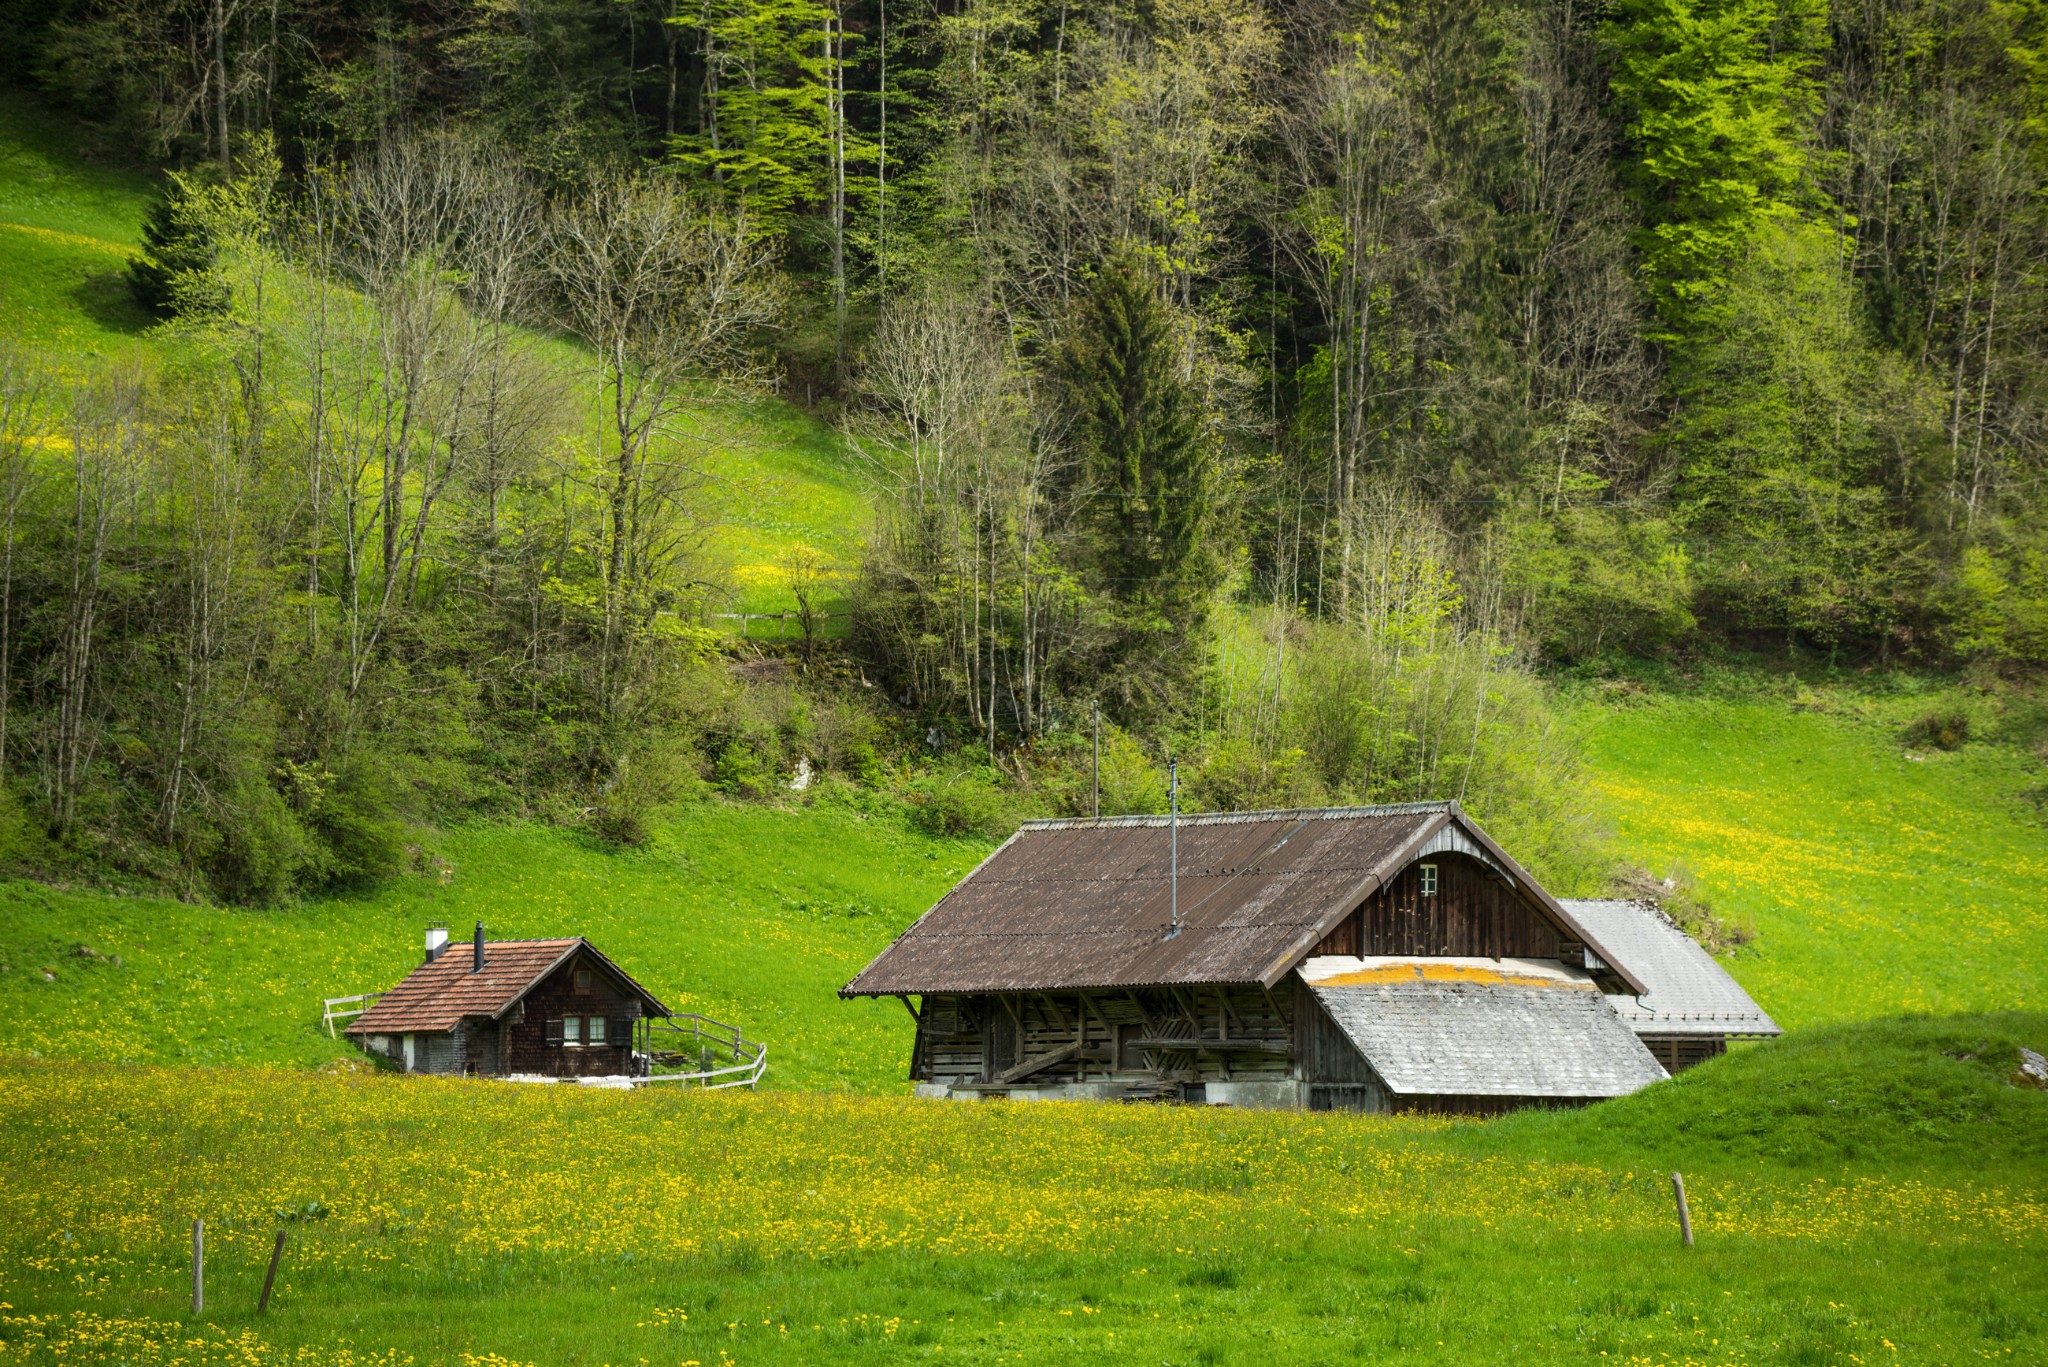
{"left": 1639, "top": 1034, "right": 1725, "bottom": 1073}
{"left": 1294, "top": 978, "right": 1378, "bottom": 1088}
{"left": 915, "top": 987, "right": 1298, "bottom": 1088}
{"left": 1313, "top": 853, "right": 1563, "bottom": 958}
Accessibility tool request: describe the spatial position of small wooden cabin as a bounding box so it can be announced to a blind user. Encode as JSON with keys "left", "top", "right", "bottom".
{"left": 842, "top": 802, "right": 1778, "bottom": 1113}
{"left": 347, "top": 924, "right": 670, "bottom": 1078}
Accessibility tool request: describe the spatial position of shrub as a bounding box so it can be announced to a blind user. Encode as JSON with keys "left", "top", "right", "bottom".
{"left": 713, "top": 743, "right": 776, "bottom": 800}
{"left": 908, "top": 765, "right": 1021, "bottom": 840}
{"left": 1902, "top": 707, "right": 1970, "bottom": 751}
{"left": 205, "top": 769, "right": 318, "bottom": 906}
{"left": 1189, "top": 737, "right": 1322, "bottom": 812}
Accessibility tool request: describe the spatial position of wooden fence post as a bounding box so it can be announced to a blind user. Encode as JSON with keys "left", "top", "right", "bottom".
{"left": 258, "top": 1229, "right": 287, "bottom": 1314}
{"left": 1671, "top": 1172, "right": 1694, "bottom": 1248}
{"left": 191, "top": 1218, "right": 204, "bottom": 1315}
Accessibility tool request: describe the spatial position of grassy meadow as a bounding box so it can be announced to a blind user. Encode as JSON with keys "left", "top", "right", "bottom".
{"left": 1, "top": 1014, "right": 2042, "bottom": 1366}
{"left": 1575, "top": 682, "right": 2048, "bottom": 1028}
{"left": 0, "top": 806, "right": 981, "bottom": 1092}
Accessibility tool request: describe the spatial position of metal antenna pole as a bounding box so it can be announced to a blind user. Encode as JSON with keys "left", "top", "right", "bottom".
{"left": 1091, "top": 701, "right": 1101, "bottom": 819}
{"left": 1167, "top": 756, "right": 1180, "bottom": 938}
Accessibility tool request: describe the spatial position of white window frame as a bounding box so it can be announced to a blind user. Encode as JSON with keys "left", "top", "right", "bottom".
{"left": 1418, "top": 863, "right": 1438, "bottom": 897}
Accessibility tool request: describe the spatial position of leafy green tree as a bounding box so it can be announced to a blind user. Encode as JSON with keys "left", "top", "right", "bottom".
{"left": 672, "top": 0, "right": 837, "bottom": 233}
{"left": 1603, "top": 0, "right": 1828, "bottom": 326}
{"left": 1668, "top": 221, "right": 1937, "bottom": 645}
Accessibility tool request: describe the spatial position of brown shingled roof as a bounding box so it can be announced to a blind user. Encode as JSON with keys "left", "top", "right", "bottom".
{"left": 345, "top": 938, "right": 670, "bottom": 1035}
{"left": 842, "top": 802, "right": 1646, "bottom": 997}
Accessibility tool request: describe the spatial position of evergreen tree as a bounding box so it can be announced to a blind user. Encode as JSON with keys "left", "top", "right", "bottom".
{"left": 1057, "top": 247, "right": 1221, "bottom": 717}
{"left": 127, "top": 179, "right": 221, "bottom": 318}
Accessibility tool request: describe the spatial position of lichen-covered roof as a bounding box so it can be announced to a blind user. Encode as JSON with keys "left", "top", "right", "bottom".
{"left": 843, "top": 803, "right": 1646, "bottom": 997}
{"left": 1308, "top": 971, "right": 1669, "bottom": 1098}
{"left": 346, "top": 939, "right": 669, "bottom": 1036}
{"left": 1560, "top": 900, "right": 1780, "bottom": 1037}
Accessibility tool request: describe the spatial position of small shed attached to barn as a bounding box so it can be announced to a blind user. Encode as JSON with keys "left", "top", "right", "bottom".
{"left": 1559, "top": 898, "right": 1780, "bottom": 1071}
{"left": 842, "top": 802, "right": 1774, "bottom": 1113}
{"left": 347, "top": 924, "right": 670, "bottom": 1078}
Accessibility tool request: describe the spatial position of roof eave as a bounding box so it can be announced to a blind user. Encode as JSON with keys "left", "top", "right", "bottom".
{"left": 838, "top": 826, "right": 1032, "bottom": 999}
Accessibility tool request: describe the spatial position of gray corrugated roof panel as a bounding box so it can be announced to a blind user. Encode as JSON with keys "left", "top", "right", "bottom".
{"left": 842, "top": 805, "right": 1452, "bottom": 995}
{"left": 1310, "top": 978, "right": 1670, "bottom": 1098}
{"left": 1560, "top": 899, "right": 1780, "bottom": 1037}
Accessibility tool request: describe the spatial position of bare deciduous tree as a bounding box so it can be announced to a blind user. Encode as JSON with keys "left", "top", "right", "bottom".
{"left": 548, "top": 168, "right": 784, "bottom": 714}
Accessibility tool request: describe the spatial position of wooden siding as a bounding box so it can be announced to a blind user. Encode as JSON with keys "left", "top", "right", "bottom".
{"left": 1294, "top": 978, "right": 1377, "bottom": 1087}
{"left": 916, "top": 985, "right": 1297, "bottom": 1090}
{"left": 503, "top": 951, "right": 642, "bottom": 1076}
{"left": 1313, "top": 852, "right": 1566, "bottom": 958}
{"left": 1640, "top": 1034, "right": 1724, "bottom": 1073}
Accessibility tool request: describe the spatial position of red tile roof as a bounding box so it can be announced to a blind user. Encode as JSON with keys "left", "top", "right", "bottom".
{"left": 345, "top": 939, "right": 669, "bottom": 1035}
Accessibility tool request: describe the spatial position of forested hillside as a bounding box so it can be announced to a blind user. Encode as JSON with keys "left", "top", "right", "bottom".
{"left": 0, "top": 0, "right": 2043, "bottom": 901}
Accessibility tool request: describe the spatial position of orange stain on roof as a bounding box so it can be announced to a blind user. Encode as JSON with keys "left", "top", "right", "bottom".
{"left": 1315, "top": 962, "right": 1592, "bottom": 990}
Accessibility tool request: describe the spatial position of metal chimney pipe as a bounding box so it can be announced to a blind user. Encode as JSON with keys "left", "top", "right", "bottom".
{"left": 472, "top": 921, "right": 485, "bottom": 973}
{"left": 1165, "top": 756, "right": 1180, "bottom": 940}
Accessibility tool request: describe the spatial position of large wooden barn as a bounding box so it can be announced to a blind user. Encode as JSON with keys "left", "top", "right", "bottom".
{"left": 842, "top": 802, "right": 1777, "bottom": 1113}
{"left": 347, "top": 924, "right": 670, "bottom": 1078}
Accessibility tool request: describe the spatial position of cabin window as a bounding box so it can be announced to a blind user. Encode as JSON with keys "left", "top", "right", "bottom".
{"left": 1418, "top": 863, "right": 1438, "bottom": 897}
{"left": 573, "top": 969, "right": 593, "bottom": 993}
{"left": 563, "top": 1015, "right": 582, "bottom": 1046}
{"left": 586, "top": 1015, "right": 607, "bottom": 1045}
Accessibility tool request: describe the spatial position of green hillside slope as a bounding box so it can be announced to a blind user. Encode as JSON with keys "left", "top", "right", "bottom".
{"left": 0, "top": 95, "right": 869, "bottom": 617}
{"left": 2, "top": 682, "right": 2043, "bottom": 1090}
{"left": 0, "top": 94, "right": 156, "bottom": 356}
{"left": 0, "top": 807, "right": 981, "bottom": 1091}
{"left": 1578, "top": 689, "right": 2047, "bottom": 1028}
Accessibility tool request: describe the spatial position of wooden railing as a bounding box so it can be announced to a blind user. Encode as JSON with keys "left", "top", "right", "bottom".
{"left": 634, "top": 1013, "right": 767, "bottom": 1090}
{"left": 321, "top": 993, "right": 384, "bottom": 1038}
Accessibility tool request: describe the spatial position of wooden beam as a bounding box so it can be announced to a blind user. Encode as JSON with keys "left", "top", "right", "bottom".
{"left": 1217, "top": 988, "right": 1246, "bottom": 1033}
{"left": 992, "top": 1040, "right": 1083, "bottom": 1086}
{"left": 1125, "top": 991, "right": 1160, "bottom": 1034}
{"left": 895, "top": 995, "right": 921, "bottom": 1027}
{"left": 1038, "top": 993, "right": 1073, "bottom": 1033}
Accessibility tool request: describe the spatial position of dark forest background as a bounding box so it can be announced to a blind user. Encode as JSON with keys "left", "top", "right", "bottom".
{"left": 0, "top": 0, "right": 2042, "bottom": 902}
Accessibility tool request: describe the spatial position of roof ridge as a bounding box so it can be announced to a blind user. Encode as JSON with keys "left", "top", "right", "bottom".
{"left": 1019, "top": 801, "right": 1456, "bottom": 831}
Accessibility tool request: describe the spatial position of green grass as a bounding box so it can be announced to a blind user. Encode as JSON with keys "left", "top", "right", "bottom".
{"left": 0, "top": 92, "right": 874, "bottom": 610}
{"left": 0, "top": 1019, "right": 2040, "bottom": 1364}
{"left": 0, "top": 93, "right": 159, "bottom": 359}
{"left": 0, "top": 804, "right": 982, "bottom": 1092}
{"left": 1574, "top": 687, "right": 2048, "bottom": 1029}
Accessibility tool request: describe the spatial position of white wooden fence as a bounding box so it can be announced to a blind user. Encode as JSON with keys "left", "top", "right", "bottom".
{"left": 320, "top": 993, "right": 383, "bottom": 1037}
{"left": 634, "top": 1013, "right": 767, "bottom": 1089}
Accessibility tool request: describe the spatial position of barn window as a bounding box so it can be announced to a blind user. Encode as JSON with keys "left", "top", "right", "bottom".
{"left": 1418, "top": 863, "right": 1438, "bottom": 897}
{"left": 573, "top": 969, "right": 593, "bottom": 993}
{"left": 563, "top": 1015, "right": 583, "bottom": 1046}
